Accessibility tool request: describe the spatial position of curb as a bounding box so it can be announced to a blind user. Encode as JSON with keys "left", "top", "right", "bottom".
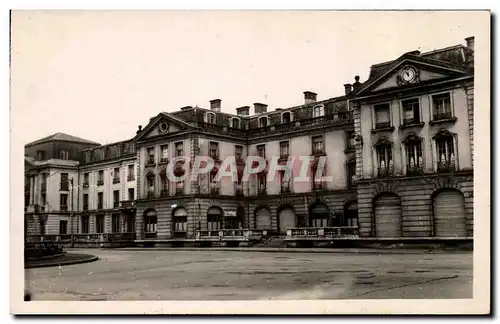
{"left": 25, "top": 255, "right": 99, "bottom": 269}
{"left": 99, "top": 247, "right": 471, "bottom": 254}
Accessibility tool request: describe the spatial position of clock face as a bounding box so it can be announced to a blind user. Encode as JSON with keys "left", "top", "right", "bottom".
{"left": 401, "top": 68, "right": 416, "bottom": 82}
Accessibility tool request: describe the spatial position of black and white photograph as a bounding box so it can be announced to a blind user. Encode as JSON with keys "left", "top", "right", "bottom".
{"left": 9, "top": 9, "right": 490, "bottom": 315}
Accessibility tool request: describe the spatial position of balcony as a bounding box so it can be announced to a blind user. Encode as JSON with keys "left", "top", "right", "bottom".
{"left": 311, "top": 149, "right": 325, "bottom": 156}
{"left": 113, "top": 201, "right": 119, "bottom": 208}
{"left": 97, "top": 203, "right": 103, "bottom": 210}
{"left": 430, "top": 112, "right": 457, "bottom": 125}
{"left": 60, "top": 205, "right": 68, "bottom": 212}
{"left": 406, "top": 165, "right": 425, "bottom": 176}
{"left": 97, "top": 180, "right": 104, "bottom": 186}
{"left": 175, "top": 187, "right": 184, "bottom": 195}
{"left": 437, "top": 160, "right": 456, "bottom": 173}
{"left": 159, "top": 158, "right": 168, "bottom": 164}
{"left": 372, "top": 121, "right": 395, "bottom": 133}
{"left": 127, "top": 175, "right": 135, "bottom": 181}
{"left": 120, "top": 200, "right": 136, "bottom": 211}
{"left": 113, "top": 178, "right": 120, "bottom": 184}
{"left": 377, "top": 167, "right": 394, "bottom": 178}
{"left": 312, "top": 181, "right": 327, "bottom": 191}
{"left": 210, "top": 186, "right": 220, "bottom": 195}
{"left": 146, "top": 191, "right": 156, "bottom": 199}
{"left": 285, "top": 226, "right": 360, "bottom": 241}
{"left": 281, "top": 185, "right": 291, "bottom": 194}
{"left": 279, "top": 153, "right": 289, "bottom": 161}
{"left": 146, "top": 158, "right": 156, "bottom": 167}
{"left": 210, "top": 152, "right": 220, "bottom": 162}
{"left": 83, "top": 204, "right": 88, "bottom": 211}
{"left": 235, "top": 185, "right": 244, "bottom": 196}
{"left": 82, "top": 182, "right": 89, "bottom": 188}
{"left": 401, "top": 118, "right": 425, "bottom": 129}
{"left": 160, "top": 189, "right": 169, "bottom": 197}
{"left": 257, "top": 187, "right": 267, "bottom": 196}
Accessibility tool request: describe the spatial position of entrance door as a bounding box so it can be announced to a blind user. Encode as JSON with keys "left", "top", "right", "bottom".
{"left": 255, "top": 207, "right": 271, "bottom": 230}
{"left": 433, "top": 190, "right": 467, "bottom": 237}
{"left": 374, "top": 194, "right": 402, "bottom": 237}
{"left": 278, "top": 208, "right": 295, "bottom": 234}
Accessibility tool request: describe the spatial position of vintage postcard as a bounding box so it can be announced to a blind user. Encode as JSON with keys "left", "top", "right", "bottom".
{"left": 10, "top": 10, "right": 490, "bottom": 315}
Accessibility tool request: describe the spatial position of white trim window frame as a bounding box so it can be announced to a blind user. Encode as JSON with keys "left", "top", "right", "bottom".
{"left": 205, "top": 112, "right": 216, "bottom": 124}
{"left": 258, "top": 116, "right": 269, "bottom": 128}
{"left": 402, "top": 139, "right": 425, "bottom": 175}
{"left": 230, "top": 117, "right": 241, "bottom": 129}
{"left": 430, "top": 91, "right": 454, "bottom": 121}
{"left": 433, "top": 134, "right": 458, "bottom": 172}
{"left": 399, "top": 97, "right": 422, "bottom": 126}
{"left": 312, "top": 104, "right": 325, "bottom": 118}
{"left": 281, "top": 111, "right": 293, "bottom": 124}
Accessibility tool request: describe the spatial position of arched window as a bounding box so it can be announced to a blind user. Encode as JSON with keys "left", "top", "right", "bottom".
{"left": 374, "top": 137, "right": 393, "bottom": 178}
{"left": 206, "top": 112, "right": 216, "bottom": 124}
{"left": 309, "top": 203, "right": 330, "bottom": 227}
{"left": 403, "top": 133, "right": 424, "bottom": 175}
{"left": 231, "top": 118, "right": 241, "bottom": 129}
{"left": 144, "top": 209, "right": 157, "bottom": 239}
{"left": 281, "top": 111, "right": 293, "bottom": 124}
{"left": 258, "top": 116, "right": 268, "bottom": 128}
{"left": 207, "top": 206, "right": 223, "bottom": 230}
{"left": 433, "top": 130, "right": 457, "bottom": 172}
{"left": 313, "top": 104, "right": 325, "bottom": 118}
{"left": 173, "top": 207, "right": 187, "bottom": 237}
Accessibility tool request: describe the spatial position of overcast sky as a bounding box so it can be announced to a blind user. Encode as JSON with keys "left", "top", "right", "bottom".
{"left": 12, "top": 10, "right": 484, "bottom": 145}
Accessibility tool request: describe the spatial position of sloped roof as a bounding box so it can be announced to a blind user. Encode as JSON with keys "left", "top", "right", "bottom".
{"left": 25, "top": 132, "right": 101, "bottom": 147}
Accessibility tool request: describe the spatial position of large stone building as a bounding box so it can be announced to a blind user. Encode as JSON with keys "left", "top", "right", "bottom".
{"left": 24, "top": 37, "right": 475, "bottom": 245}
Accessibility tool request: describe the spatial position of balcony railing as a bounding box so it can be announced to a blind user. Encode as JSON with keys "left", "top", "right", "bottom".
{"left": 210, "top": 186, "right": 220, "bottom": 195}
{"left": 60, "top": 205, "right": 68, "bottom": 212}
{"left": 160, "top": 189, "right": 169, "bottom": 197}
{"left": 113, "top": 201, "right": 119, "bottom": 208}
{"left": 433, "top": 112, "right": 453, "bottom": 121}
{"left": 374, "top": 121, "right": 392, "bottom": 129}
{"left": 83, "top": 204, "right": 88, "bottom": 211}
{"left": 26, "top": 233, "right": 137, "bottom": 244}
{"left": 82, "top": 182, "right": 89, "bottom": 188}
{"left": 377, "top": 167, "right": 394, "bottom": 178}
{"left": 406, "top": 165, "right": 424, "bottom": 176}
{"left": 281, "top": 184, "right": 291, "bottom": 193}
{"left": 127, "top": 175, "right": 135, "bottom": 181}
{"left": 235, "top": 185, "right": 244, "bottom": 196}
{"left": 437, "top": 159, "right": 456, "bottom": 173}
{"left": 279, "top": 153, "right": 289, "bottom": 160}
{"left": 195, "top": 229, "right": 267, "bottom": 241}
{"left": 120, "top": 200, "right": 136, "bottom": 209}
{"left": 144, "top": 232, "right": 157, "bottom": 240}
{"left": 312, "top": 149, "right": 325, "bottom": 156}
{"left": 159, "top": 158, "right": 168, "bottom": 164}
{"left": 146, "top": 158, "right": 155, "bottom": 166}
{"left": 257, "top": 187, "right": 267, "bottom": 195}
{"left": 41, "top": 182, "right": 47, "bottom": 192}
{"left": 97, "top": 203, "right": 103, "bottom": 210}
{"left": 175, "top": 187, "right": 184, "bottom": 195}
{"left": 286, "top": 226, "right": 359, "bottom": 239}
{"left": 402, "top": 118, "right": 421, "bottom": 125}
{"left": 146, "top": 191, "right": 156, "bottom": 199}
{"left": 97, "top": 180, "right": 104, "bottom": 186}
{"left": 113, "top": 178, "right": 120, "bottom": 184}
{"left": 312, "top": 181, "right": 327, "bottom": 191}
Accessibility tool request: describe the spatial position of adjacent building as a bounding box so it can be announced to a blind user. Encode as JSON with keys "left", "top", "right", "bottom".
{"left": 24, "top": 37, "right": 475, "bottom": 245}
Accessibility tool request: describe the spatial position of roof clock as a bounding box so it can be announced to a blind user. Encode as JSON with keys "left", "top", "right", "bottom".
{"left": 398, "top": 65, "right": 419, "bottom": 85}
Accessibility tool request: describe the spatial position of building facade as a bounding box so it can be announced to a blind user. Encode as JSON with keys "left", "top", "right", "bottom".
{"left": 24, "top": 37, "right": 475, "bottom": 245}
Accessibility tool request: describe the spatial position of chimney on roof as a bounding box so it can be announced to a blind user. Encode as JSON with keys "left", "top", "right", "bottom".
{"left": 236, "top": 106, "right": 250, "bottom": 116}
{"left": 210, "top": 99, "right": 221, "bottom": 112}
{"left": 253, "top": 103, "right": 268, "bottom": 114}
{"left": 352, "top": 76, "right": 361, "bottom": 92}
{"left": 303, "top": 91, "right": 317, "bottom": 104}
{"left": 344, "top": 84, "right": 353, "bottom": 95}
{"left": 465, "top": 36, "right": 474, "bottom": 51}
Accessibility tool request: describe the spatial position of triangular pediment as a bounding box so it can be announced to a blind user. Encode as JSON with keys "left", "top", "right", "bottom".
{"left": 135, "top": 112, "right": 192, "bottom": 141}
{"left": 357, "top": 55, "right": 467, "bottom": 96}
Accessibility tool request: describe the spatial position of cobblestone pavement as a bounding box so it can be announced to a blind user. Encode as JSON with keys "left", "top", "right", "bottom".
{"left": 24, "top": 249, "right": 472, "bottom": 300}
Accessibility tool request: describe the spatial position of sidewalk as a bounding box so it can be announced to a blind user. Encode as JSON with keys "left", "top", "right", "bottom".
{"left": 25, "top": 253, "right": 98, "bottom": 269}
{"left": 77, "top": 247, "right": 471, "bottom": 254}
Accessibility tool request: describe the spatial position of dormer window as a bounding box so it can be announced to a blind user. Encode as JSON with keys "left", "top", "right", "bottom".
{"left": 281, "top": 111, "right": 292, "bottom": 124}
{"left": 258, "top": 116, "right": 268, "bottom": 128}
{"left": 231, "top": 117, "right": 241, "bottom": 129}
{"left": 313, "top": 104, "right": 325, "bottom": 118}
{"left": 206, "top": 112, "right": 216, "bottom": 124}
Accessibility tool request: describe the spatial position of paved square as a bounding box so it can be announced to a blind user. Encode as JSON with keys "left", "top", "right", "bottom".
{"left": 25, "top": 249, "right": 472, "bottom": 300}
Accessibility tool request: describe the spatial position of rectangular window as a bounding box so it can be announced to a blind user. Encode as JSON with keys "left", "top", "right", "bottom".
{"left": 175, "top": 181, "right": 184, "bottom": 195}
{"left": 279, "top": 141, "right": 289, "bottom": 159}
{"left": 60, "top": 173, "right": 69, "bottom": 191}
{"left": 60, "top": 194, "right": 68, "bottom": 211}
{"left": 347, "top": 161, "right": 356, "bottom": 187}
{"left": 160, "top": 145, "right": 168, "bottom": 162}
{"left": 207, "top": 214, "right": 221, "bottom": 231}
{"left": 258, "top": 174, "right": 266, "bottom": 193}
{"left": 312, "top": 136, "right": 324, "bottom": 154}
{"left": 257, "top": 145, "right": 266, "bottom": 158}
{"left": 83, "top": 194, "right": 89, "bottom": 210}
{"left": 128, "top": 188, "right": 135, "bottom": 201}
{"left": 36, "top": 150, "right": 45, "bottom": 161}
{"left": 161, "top": 178, "right": 169, "bottom": 196}
{"left": 406, "top": 141, "right": 423, "bottom": 173}
{"left": 207, "top": 113, "right": 216, "bottom": 124}
{"left": 128, "top": 164, "right": 135, "bottom": 181}
{"left": 85, "top": 151, "right": 92, "bottom": 163}
{"left": 231, "top": 118, "right": 240, "bottom": 129}
{"left": 282, "top": 112, "right": 292, "bottom": 123}
{"left": 209, "top": 142, "right": 219, "bottom": 160}
{"left": 401, "top": 98, "right": 420, "bottom": 124}
{"left": 81, "top": 215, "right": 89, "bottom": 234}
{"left": 147, "top": 147, "right": 155, "bottom": 165}
{"left": 97, "top": 170, "right": 104, "bottom": 185}
{"left": 96, "top": 215, "right": 105, "bottom": 234}
{"left": 235, "top": 145, "right": 243, "bottom": 161}
{"left": 174, "top": 217, "right": 187, "bottom": 232}
{"left": 59, "top": 220, "right": 68, "bottom": 235}
{"left": 175, "top": 142, "right": 184, "bottom": 157}
{"left": 113, "top": 190, "right": 120, "bottom": 208}
{"left": 41, "top": 193, "right": 46, "bottom": 205}
{"left": 313, "top": 105, "right": 325, "bottom": 118}
{"left": 113, "top": 167, "right": 120, "bottom": 183}
{"left": 432, "top": 93, "right": 452, "bottom": 119}
{"left": 83, "top": 173, "right": 89, "bottom": 186}
{"left": 59, "top": 150, "right": 69, "bottom": 160}
{"left": 258, "top": 117, "right": 268, "bottom": 128}
{"left": 280, "top": 170, "right": 291, "bottom": 193}
{"left": 147, "top": 177, "right": 155, "bottom": 197}
{"left": 376, "top": 145, "right": 393, "bottom": 177}
{"left": 374, "top": 103, "right": 391, "bottom": 128}
{"left": 112, "top": 214, "right": 121, "bottom": 233}
{"left": 346, "top": 131, "right": 356, "bottom": 150}
{"left": 97, "top": 192, "right": 103, "bottom": 209}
